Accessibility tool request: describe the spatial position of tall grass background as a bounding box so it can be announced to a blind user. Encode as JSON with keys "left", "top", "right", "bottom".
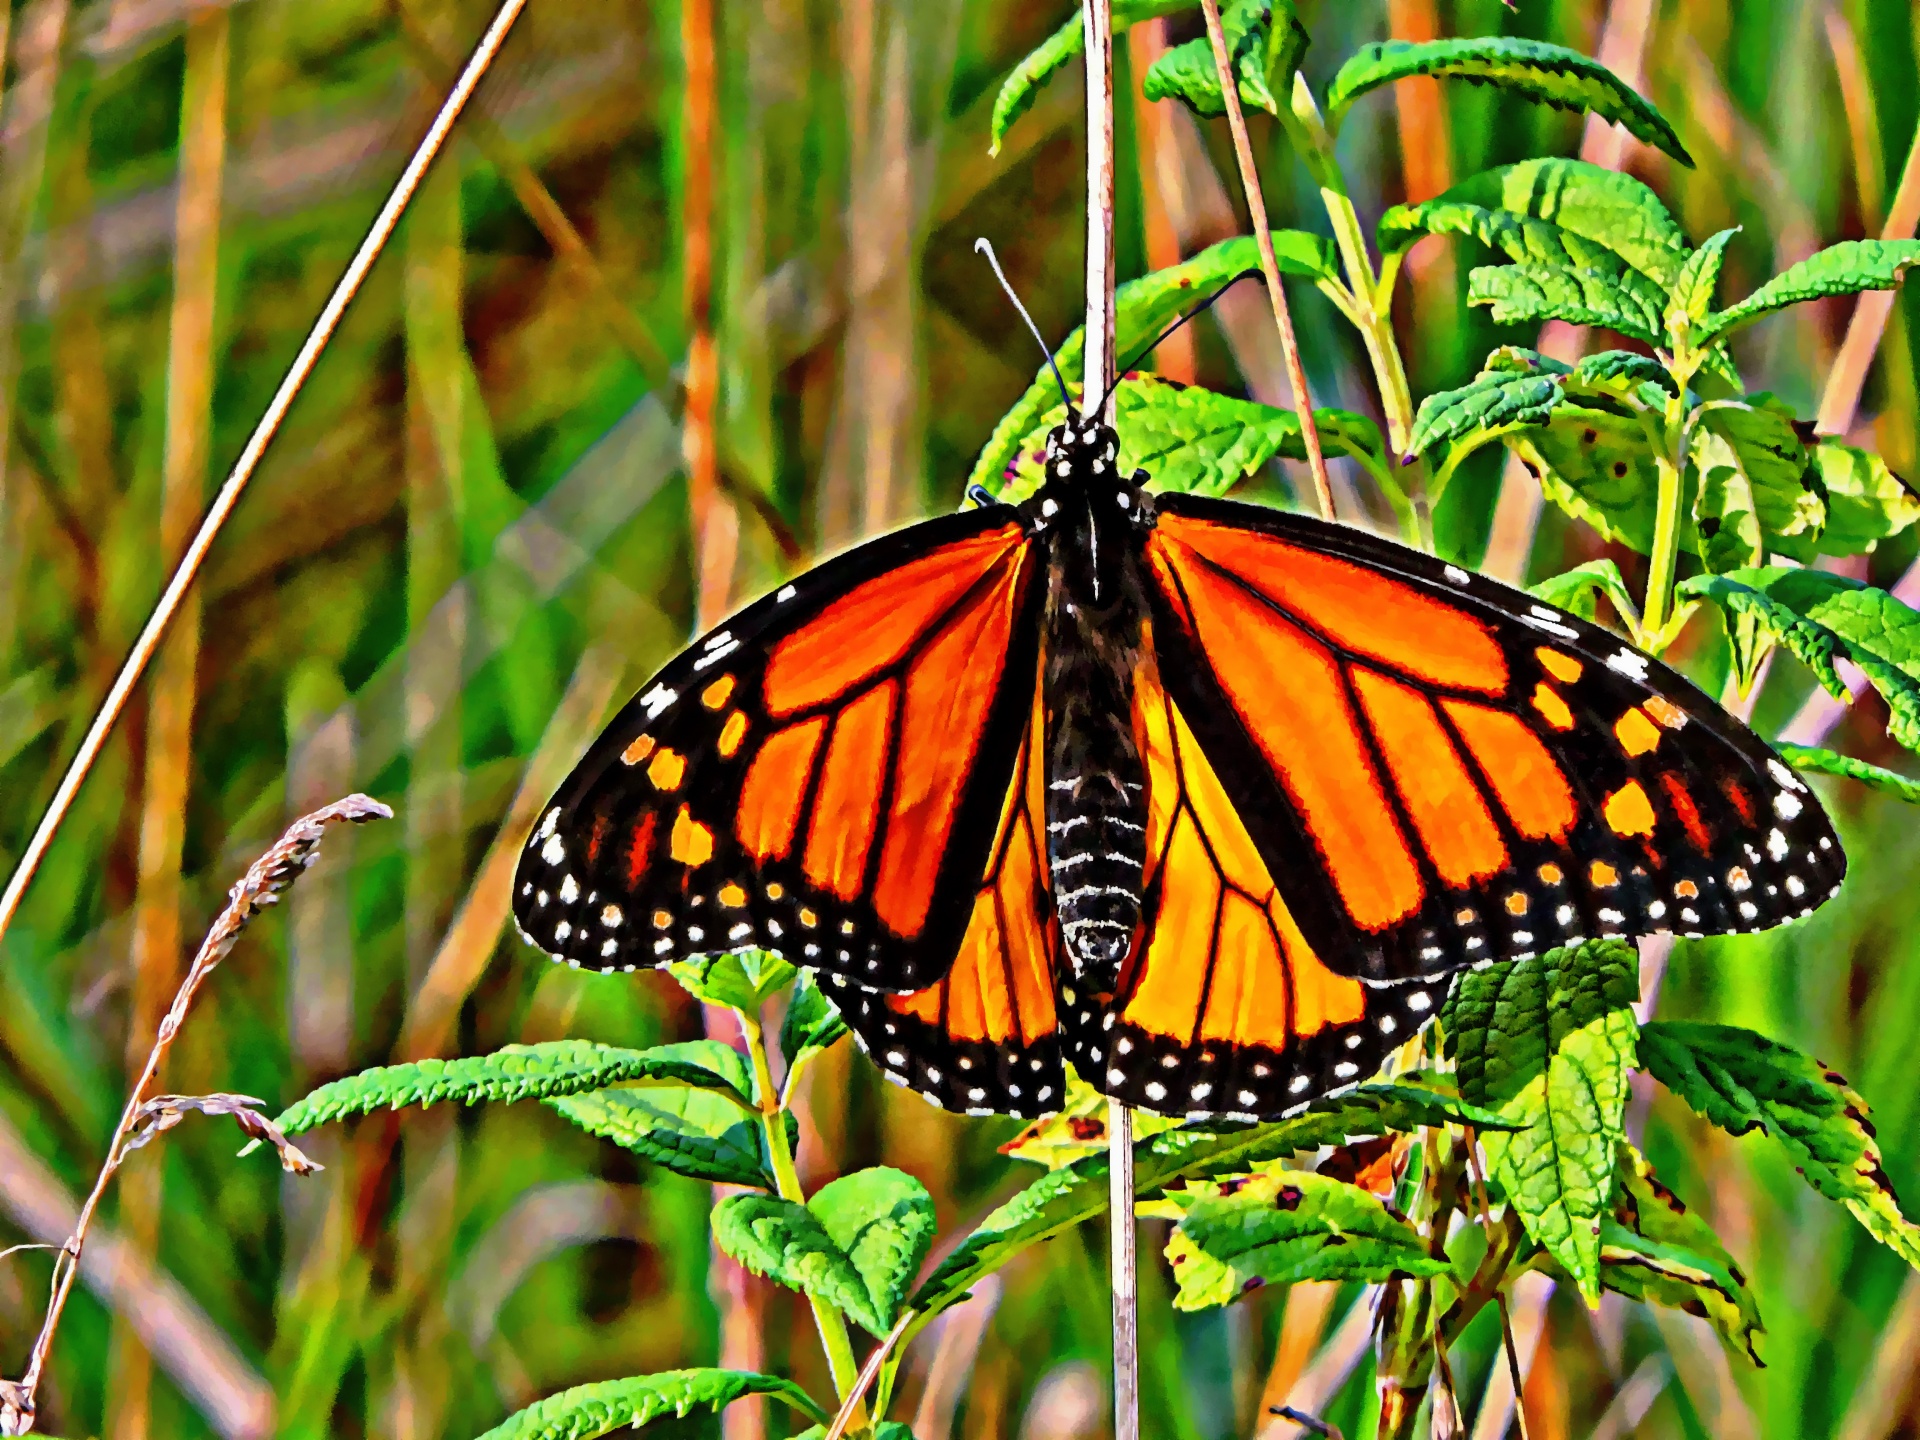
{"left": 0, "top": 0, "right": 1917, "bottom": 1436}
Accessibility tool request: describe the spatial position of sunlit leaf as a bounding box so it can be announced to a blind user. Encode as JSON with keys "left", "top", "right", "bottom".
{"left": 1700, "top": 239, "right": 1920, "bottom": 342}
{"left": 1162, "top": 1169, "right": 1447, "bottom": 1310}
{"left": 1443, "top": 940, "right": 1640, "bottom": 1306}
{"left": 471, "top": 1370, "right": 828, "bottom": 1440}
{"left": 669, "top": 950, "right": 797, "bottom": 1013}
{"left": 1468, "top": 261, "right": 1666, "bottom": 346}
{"left": 713, "top": 1193, "right": 885, "bottom": 1334}
{"left": 988, "top": 0, "right": 1195, "bottom": 155}
{"left": 1638, "top": 1022, "right": 1920, "bottom": 1269}
{"left": 1778, "top": 442, "right": 1920, "bottom": 560}
{"left": 1528, "top": 559, "right": 1640, "bottom": 633}
{"left": 273, "top": 1040, "right": 752, "bottom": 1135}
{"left": 1666, "top": 227, "right": 1741, "bottom": 333}
{"left": 1327, "top": 38, "right": 1691, "bottom": 165}
{"left": 809, "top": 1167, "right": 938, "bottom": 1334}
{"left": 1409, "top": 370, "right": 1564, "bottom": 459}
{"left": 780, "top": 970, "right": 849, "bottom": 1073}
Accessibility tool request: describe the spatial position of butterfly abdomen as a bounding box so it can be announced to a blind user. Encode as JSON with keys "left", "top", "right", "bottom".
{"left": 1043, "top": 542, "right": 1149, "bottom": 986}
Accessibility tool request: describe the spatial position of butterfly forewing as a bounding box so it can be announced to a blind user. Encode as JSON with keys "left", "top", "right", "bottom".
{"left": 513, "top": 509, "right": 1044, "bottom": 991}
{"left": 1141, "top": 493, "right": 1845, "bottom": 984}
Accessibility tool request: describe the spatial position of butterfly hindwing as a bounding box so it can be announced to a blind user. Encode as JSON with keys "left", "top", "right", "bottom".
{"left": 513, "top": 507, "right": 1043, "bottom": 991}
{"left": 1057, "top": 660, "right": 1442, "bottom": 1122}
{"left": 832, "top": 679, "right": 1067, "bottom": 1117}
{"left": 1141, "top": 492, "right": 1846, "bottom": 983}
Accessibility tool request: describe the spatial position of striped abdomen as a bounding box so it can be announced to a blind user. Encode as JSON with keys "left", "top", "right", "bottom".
{"left": 1042, "top": 571, "right": 1149, "bottom": 989}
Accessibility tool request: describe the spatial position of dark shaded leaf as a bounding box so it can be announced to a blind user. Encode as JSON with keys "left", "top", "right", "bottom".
{"left": 1327, "top": 38, "right": 1690, "bottom": 165}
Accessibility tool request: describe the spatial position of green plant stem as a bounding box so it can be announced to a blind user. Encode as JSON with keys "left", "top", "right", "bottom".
{"left": 1641, "top": 389, "right": 1691, "bottom": 650}
{"left": 1284, "top": 75, "right": 1431, "bottom": 542}
{"left": 736, "top": 1008, "right": 868, "bottom": 1428}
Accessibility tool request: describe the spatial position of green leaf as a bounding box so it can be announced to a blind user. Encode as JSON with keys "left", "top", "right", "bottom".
{"left": 1528, "top": 559, "right": 1640, "bottom": 631}
{"left": 668, "top": 950, "right": 797, "bottom": 1012}
{"left": 1589, "top": 1141, "right": 1764, "bottom": 1364}
{"left": 1785, "top": 442, "right": 1920, "bottom": 559}
{"left": 1409, "top": 370, "right": 1564, "bottom": 459}
{"left": 1326, "top": 38, "right": 1691, "bottom": 165}
{"left": 998, "top": 1066, "right": 1182, "bottom": 1170}
{"left": 1571, "top": 349, "right": 1678, "bottom": 398}
{"left": 1700, "top": 239, "right": 1920, "bottom": 342}
{"left": 1506, "top": 404, "right": 1670, "bottom": 555}
{"left": 987, "top": 1, "right": 1194, "bottom": 155}
{"left": 1638, "top": 1021, "right": 1920, "bottom": 1269}
{"left": 809, "top": 1167, "right": 937, "bottom": 1334}
{"left": 1697, "top": 399, "right": 1823, "bottom": 545}
{"left": 1774, "top": 743, "right": 1920, "bottom": 805}
{"left": 713, "top": 1193, "right": 886, "bottom": 1334}
{"left": 1378, "top": 158, "right": 1689, "bottom": 289}
{"left": 911, "top": 1080, "right": 1505, "bottom": 1320}
{"left": 1142, "top": 0, "right": 1309, "bottom": 119}
{"left": 1677, "top": 568, "right": 1920, "bottom": 749}
{"left": 779, "top": 971, "right": 849, "bottom": 1073}
{"left": 471, "top": 1370, "right": 828, "bottom": 1440}
{"left": 970, "top": 232, "right": 1340, "bottom": 498}
{"left": 1468, "top": 262, "right": 1665, "bottom": 346}
{"left": 548, "top": 1085, "right": 782, "bottom": 1189}
{"left": 1000, "top": 375, "right": 1385, "bottom": 501}
{"left": 1444, "top": 940, "right": 1641, "bottom": 1306}
{"left": 273, "top": 1040, "right": 751, "bottom": 1135}
{"left": 1667, "top": 227, "right": 1741, "bottom": 333}
{"left": 791, "top": 1427, "right": 915, "bottom": 1440}
{"left": 1162, "top": 1169, "right": 1447, "bottom": 1310}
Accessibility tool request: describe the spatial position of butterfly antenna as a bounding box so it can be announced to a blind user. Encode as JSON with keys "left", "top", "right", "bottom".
{"left": 1098, "top": 267, "right": 1263, "bottom": 412}
{"left": 975, "top": 237, "right": 1071, "bottom": 408}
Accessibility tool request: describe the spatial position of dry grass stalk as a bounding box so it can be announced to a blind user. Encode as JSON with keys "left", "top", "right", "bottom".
{"left": 0, "top": 0, "right": 528, "bottom": 962}
{"left": 0, "top": 795, "right": 390, "bottom": 1438}
{"left": 1194, "top": 0, "right": 1334, "bottom": 520}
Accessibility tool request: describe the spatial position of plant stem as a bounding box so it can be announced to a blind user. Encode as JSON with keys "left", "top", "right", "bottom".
{"left": 736, "top": 1009, "right": 866, "bottom": 1427}
{"left": 1196, "top": 0, "right": 1333, "bottom": 521}
{"left": 1641, "top": 390, "right": 1690, "bottom": 649}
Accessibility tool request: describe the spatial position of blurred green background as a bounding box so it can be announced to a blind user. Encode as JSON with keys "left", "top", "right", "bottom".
{"left": 1, "top": 0, "right": 1918, "bottom": 1436}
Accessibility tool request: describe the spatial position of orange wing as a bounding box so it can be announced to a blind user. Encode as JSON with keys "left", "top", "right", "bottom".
{"left": 1056, "top": 656, "right": 1444, "bottom": 1121}
{"left": 835, "top": 678, "right": 1066, "bottom": 1116}
{"left": 514, "top": 509, "right": 1045, "bottom": 991}
{"left": 1139, "top": 493, "right": 1845, "bottom": 982}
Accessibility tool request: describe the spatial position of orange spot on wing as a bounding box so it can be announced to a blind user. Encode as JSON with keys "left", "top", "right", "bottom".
{"left": 802, "top": 682, "right": 896, "bottom": 902}
{"left": 718, "top": 710, "right": 749, "bottom": 757}
{"left": 670, "top": 807, "right": 714, "bottom": 867}
{"left": 762, "top": 527, "right": 1028, "bottom": 716}
{"left": 1614, "top": 707, "right": 1663, "bottom": 757}
{"left": 1152, "top": 516, "right": 1507, "bottom": 693}
{"left": 738, "top": 716, "right": 827, "bottom": 861}
{"left": 1441, "top": 701, "right": 1576, "bottom": 842}
{"left": 1352, "top": 668, "right": 1507, "bottom": 889}
{"left": 1531, "top": 682, "right": 1575, "bottom": 731}
{"left": 1590, "top": 860, "right": 1619, "bottom": 888}
{"left": 621, "top": 734, "right": 655, "bottom": 767}
{"left": 719, "top": 883, "right": 747, "bottom": 907}
{"left": 1675, "top": 879, "right": 1700, "bottom": 899}
{"left": 1656, "top": 772, "right": 1712, "bottom": 852}
{"left": 1538, "top": 862, "right": 1563, "bottom": 885}
{"left": 1505, "top": 891, "right": 1529, "bottom": 915}
{"left": 1603, "top": 780, "right": 1657, "bottom": 837}
{"left": 647, "top": 748, "right": 687, "bottom": 791}
{"left": 1148, "top": 541, "right": 1421, "bottom": 930}
{"left": 702, "top": 676, "right": 736, "bottom": 709}
{"left": 871, "top": 566, "right": 1031, "bottom": 939}
{"left": 1536, "top": 648, "right": 1584, "bottom": 684}
{"left": 625, "top": 812, "right": 657, "bottom": 886}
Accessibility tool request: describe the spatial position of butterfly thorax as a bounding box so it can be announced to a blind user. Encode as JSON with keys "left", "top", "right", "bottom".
{"left": 1027, "top": 417, "right": 1153, "bottom": 988}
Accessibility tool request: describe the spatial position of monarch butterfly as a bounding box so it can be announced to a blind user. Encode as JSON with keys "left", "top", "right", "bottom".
{"left": 510, "top": 392, "right": 1845, "bottom": 1123}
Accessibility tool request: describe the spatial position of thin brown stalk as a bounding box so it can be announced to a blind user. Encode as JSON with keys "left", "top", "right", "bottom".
{"left": 682, "top": 0, "right": 737, "bottom": 631}
{"left": 1194, "top": 0, "right": 1332, "bottom": 521}
{"left": 0, "top": 797, "right": 389, "bottom": 1438}
{"left": 1461, "top": 1136, "right": 1533, "bottom": 1440}
{"left": 113, "top": 12, "right": 230, "bottom": 1439}
{"left": 1817, "top": 116, "right": 1920, "bottom": 437}
{"left": 1128, "top": 19, "right": 1195, "bottom": 383}
{"left": 0, "top": 0, "right": 529, "bottom": 959}
{"left": 821, "top": 1310, "right": 915, "bottom": 1440}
